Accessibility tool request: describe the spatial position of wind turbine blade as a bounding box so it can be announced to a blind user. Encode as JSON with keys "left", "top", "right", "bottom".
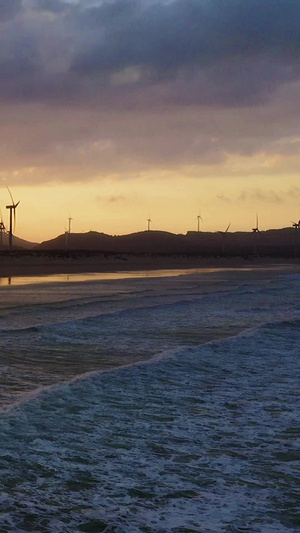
{"left": 225, "top": 222, "right": 231, "bottom": 233}
{"left": 6, "top": 186, "right": 14, "bottom": 205}
{"left": 13, "top": 201, "right": 19, "bottom": 232}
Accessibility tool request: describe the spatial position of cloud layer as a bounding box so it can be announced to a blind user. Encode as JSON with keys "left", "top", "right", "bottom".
{"left": 1, "top": 0, "right": 300, "bottom": 184}
{"left": 1, "top": 0, "right": 300, "bottom": 106}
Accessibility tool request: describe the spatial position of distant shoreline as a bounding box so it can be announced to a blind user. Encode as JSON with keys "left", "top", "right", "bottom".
{"left": 0, "top": 252, "right": 299, "bottom": 279}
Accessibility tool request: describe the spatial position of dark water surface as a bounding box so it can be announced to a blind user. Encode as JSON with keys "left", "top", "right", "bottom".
{"left": 0, "top": 268, "right": 299, "bottom": 531}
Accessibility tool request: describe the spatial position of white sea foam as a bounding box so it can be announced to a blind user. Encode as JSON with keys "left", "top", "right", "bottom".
{"left": 0, "top": 268, "right": 299, "bottom": 531}
{"left": 0, "top": 320, "right": 299, "bottom": 531}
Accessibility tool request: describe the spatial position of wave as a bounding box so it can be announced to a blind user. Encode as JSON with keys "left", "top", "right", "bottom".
{"left": 1, "top": 272, "right": 300, "bottom": 531}
{"left": 0, "top": 322, "right": 269, "bottom": 414}
{"left": 0, "top": 300, "right": 300, "bottom": 408}
{"left": 0, "top": 272, "right": 300, "bottom": 414}
{"left": 0, "top": 273, "right": 297, "bottom": 336}
{"left": 0, "top": 313, "right": 298, "bottom": 532}
{"left": 1, "top": 314, "right": 298, "bottom": 412}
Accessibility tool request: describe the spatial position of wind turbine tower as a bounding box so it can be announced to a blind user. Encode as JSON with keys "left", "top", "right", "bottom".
{"left": 68, "top": 216, "right": 73, "bottom": 234}
{"left": 252, "top": 214, "right": 259, "bottom": 233}
{"left": 252, "top": 214, "right": 260, "bottom": 255}
{"left": 196, "top": 214, "right": 203, "bottom": 232}
{"left": 292, "top": 220, "right": 300, "bottom": 255}
{"left": 6, "top": 187, "right": 20, "bottom": 251}
{"left": 0, "top": 210, "right": 5, "bottom": 248}
{"left": 147, "top": 218, "right": 151, "bottom": 231}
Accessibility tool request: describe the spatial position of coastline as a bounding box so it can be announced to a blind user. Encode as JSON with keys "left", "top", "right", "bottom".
{"left": 0, "top": 252, "right": 299, "bottom": 278}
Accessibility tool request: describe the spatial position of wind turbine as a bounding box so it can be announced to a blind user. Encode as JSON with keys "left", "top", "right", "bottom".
{"left": 252, "top": 214, "right": 260, "bottom": 255}
{"left": 0, "top": 209, "right": 5, "bottom": 248}
{"left": 68, "top": 216, "right": 73, "bottom": 234}
{"left": 147, "top": 218, "right": 151, "bottom": 231}
{"left": 6, "top": 187, "right": 20, "bottom": 251}
{"left": 64, "top": 216, "right": 73, "bottom": 249}
{"left": 292, "top": 220, "right": 300, "bottom": 255}
{"left": 218, "top": 222, "right": 231, "bottom": 253}
{"left": 252, "top": 214, "right": 259, "bottom": 233}
{"left": 196, "top": 214, "right": 203, "bottom": 232}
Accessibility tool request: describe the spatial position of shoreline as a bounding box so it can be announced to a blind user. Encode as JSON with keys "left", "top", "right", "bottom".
{"left": 0, "top": 252, "right": 299, "bottom": 279}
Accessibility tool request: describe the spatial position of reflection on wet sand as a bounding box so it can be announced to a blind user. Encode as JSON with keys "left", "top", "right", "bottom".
{"left": 0, "top": 265, "right": 287, "bottom": 287}
{"left": 0, "top": 269, "right": 206, "bottom": 286}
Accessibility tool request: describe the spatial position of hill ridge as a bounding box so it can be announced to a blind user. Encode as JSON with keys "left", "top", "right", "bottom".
{"left": 37, "top": 228, "right": 300, "bottom": 256}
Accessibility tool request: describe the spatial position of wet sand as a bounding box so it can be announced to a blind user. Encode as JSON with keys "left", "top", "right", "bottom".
{"left": 0, "top": 252, "right": 299, "bottom": 279}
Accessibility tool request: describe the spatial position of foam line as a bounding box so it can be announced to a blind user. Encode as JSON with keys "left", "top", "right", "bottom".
{"left": 0, "top": 323, "right": 261, "bottom": 414}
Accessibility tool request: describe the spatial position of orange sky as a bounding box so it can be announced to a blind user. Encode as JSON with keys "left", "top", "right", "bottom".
{"left": 1, "top": 0, "right": 300, "bottom": 243}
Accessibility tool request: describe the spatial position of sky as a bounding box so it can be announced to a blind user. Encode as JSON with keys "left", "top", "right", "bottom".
{"left": 1, "top": 0, "right": 300, "bottom": 243}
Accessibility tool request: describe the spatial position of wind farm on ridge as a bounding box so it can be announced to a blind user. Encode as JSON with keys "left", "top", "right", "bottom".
{"left": 0, "top": 187, "right": 300, "bottom": 259}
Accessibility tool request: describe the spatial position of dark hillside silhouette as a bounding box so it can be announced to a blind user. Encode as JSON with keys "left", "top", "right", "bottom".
{"left": 36, "top": 228, "right": 300, "bottom": 257}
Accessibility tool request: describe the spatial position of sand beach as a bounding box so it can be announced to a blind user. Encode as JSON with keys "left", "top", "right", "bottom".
{"left": 0, "top": 251, "right": 299, "bottom": 279}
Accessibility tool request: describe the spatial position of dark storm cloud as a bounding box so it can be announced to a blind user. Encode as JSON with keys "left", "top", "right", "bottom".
{"left": 2, "top": 0, "right": 300, "bottom": 184}
{"left": 0, "top": 0, "right": 300, "bottom": 107}
{"left": 0, "top": 0, "right": 21, "bottom": 22}
{"left": 34, "top": 0, "right": 70, "bottom": 13}
{"left": 0, "top": 33, "right": 42, "bottom": 92}
{"left": 70, "top": 0, "right": 300, "bottom": 103}
{"left": 74, "top": 0, "right": 298, "bottom": 72}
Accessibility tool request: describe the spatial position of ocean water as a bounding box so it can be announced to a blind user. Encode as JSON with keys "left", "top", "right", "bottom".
{"left": 0, "top": 267, "right": 299, "bottom": 532}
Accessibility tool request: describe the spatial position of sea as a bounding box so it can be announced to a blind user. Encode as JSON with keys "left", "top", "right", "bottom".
{"left": 0, "top": 266, "right": 299, "bottom": 532}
